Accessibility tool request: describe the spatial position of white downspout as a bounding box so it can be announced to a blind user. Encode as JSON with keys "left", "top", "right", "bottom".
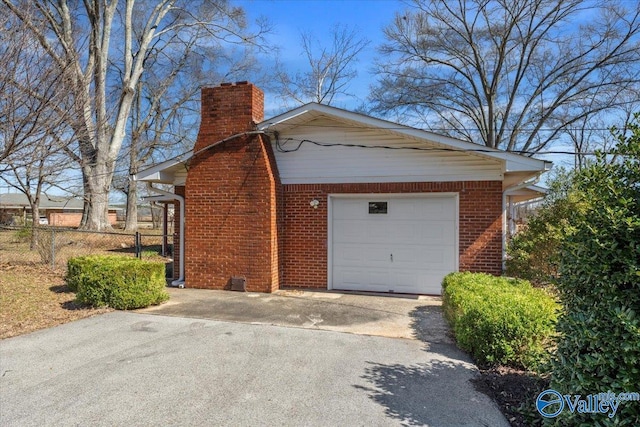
{"left": 502, "top": 191, "right": 508, "bottom": 272}
{"left": 144, "top": 185, "right": 185, "bottom": 288}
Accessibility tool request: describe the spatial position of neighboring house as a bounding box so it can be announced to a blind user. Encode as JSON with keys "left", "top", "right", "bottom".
{"left": 0, "top": 193, "right": 121, "bottom": 227}
{"left": 135, "top": 82, "right": 550, "bottom": 294}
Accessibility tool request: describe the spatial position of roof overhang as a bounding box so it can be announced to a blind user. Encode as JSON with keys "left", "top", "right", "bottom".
{"left": 258, "top": 103, "right": 552, "bottom": 176}
{"left": 0, "top": 193, "right": 123, "bottom": 211}
{"left": 134, "top": 103, "right": 551, "bottom": 187}
{"left": 504, "top": 184, "right": 548, "bottom": 203}
{"left": 133, "top": 151, "right": 192, "bottom": 184}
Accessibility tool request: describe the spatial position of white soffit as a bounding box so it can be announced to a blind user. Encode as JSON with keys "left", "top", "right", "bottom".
{"left": 134, "top": 151, "right": 192, "bottom": 184}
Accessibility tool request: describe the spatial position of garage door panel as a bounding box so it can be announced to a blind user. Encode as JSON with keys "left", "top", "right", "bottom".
{"left": 333, "top": 220, "right": 366, "bottom": 241}
{"left": 336, "top": 268, "right": 391, "bottom": 289}
{"left": 394, "top": 272, "right": 449, "bottom": 295}
{"left": 331, "top": 196, "right": 457, "bottom": 295}
{"left": 334, "top": 244, "right": 391, "bottom": 266}
{"left": 332, "top": 199, "right": 368, "bottom": 219}
{"left": 334, "top": 220, "right": 389, "bottom": 244}
{"left": 359, "top": 221, "right": 389, "bottom": 243}
{"left": 392, "top": 198, "right": 455, "bottom": 220}
{"left": 390, "top": 247, "right": 451, "bottom": 268}
{"left": 391, "top": 222, "right": 451, "bottom": 244}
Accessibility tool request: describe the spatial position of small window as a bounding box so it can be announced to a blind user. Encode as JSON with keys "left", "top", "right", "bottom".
{"left": 368, "top": 202, "right": 388, "bottom": 214}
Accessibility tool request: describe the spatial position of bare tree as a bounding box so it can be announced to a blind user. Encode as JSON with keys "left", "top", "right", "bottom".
{"left": 111, "top": 27, "right": 260, "bottom": 231}
{"left": 1, "top": 136, "right": 69, "bottom": 248}
{"left": 2, "top": 0, "right": 268, "bottom": 230}
{"left": 0, "top": 12, "right": 69, "bottom": 165}
{"left": 273, "top": 24, "right": 370, "bottom": 107}
{"left": 0, "top": 9, "right": 73, "bottom": 248}
{"left": 370, "top": 0, "right": 640, "bottom": 154}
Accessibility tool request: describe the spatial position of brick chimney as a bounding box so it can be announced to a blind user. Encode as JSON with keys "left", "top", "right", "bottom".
{"left": 183, "top": 82, "right": 281, "bottom": 292}
{"left": 195, "top": 81, "right": 264, "bottom": 151}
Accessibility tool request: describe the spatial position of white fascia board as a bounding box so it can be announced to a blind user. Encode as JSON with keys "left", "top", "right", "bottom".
{"left": 133, "top": 151, "right": 192, "bottom": 184}
{"left": 259, "top": 103, "right": 550, "bottom": 174}
{"left": 258, "top": 108, "right": 315, "bottom": 130}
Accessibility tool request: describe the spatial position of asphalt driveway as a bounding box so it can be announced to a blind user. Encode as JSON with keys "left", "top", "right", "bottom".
{"left": 0, "top": 291, "right": 508, "bottom": 426}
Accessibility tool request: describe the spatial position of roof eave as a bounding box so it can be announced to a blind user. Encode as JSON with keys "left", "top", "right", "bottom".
{"left": 133, "top": 151, "right": 192, "bottom": 184}
{"left": 259, "top": 103, "right": 550, "bottom": 174}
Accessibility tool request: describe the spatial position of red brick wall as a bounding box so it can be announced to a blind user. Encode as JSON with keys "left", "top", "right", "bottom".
{"left": 47, "top": 211, "right": 117, "bottom": 227}
{"left": 184, "top": 83, "right": 281, "bottom": 292}
{"left": 180, "top": 82, "right": 504, "bottom": 293}
{"left": 281, "top": 181, "right": 503, "bottom": 288}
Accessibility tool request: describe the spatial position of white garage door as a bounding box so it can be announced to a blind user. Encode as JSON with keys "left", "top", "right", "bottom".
{"left": 330, "top": 195, "right": 457, "bottom": 295}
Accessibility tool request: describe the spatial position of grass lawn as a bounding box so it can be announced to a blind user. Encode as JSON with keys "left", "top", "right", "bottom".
{"left": 0, "top": 263, "right": 111, "bottom": 339}
{"left": 0, "top": 228, "right": 168, "bottom": 339}
{"left": 0, "top": 227, "right": 172, "bottom": 339}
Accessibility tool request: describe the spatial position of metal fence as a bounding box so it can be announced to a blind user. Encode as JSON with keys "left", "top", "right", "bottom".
{"left": 0, "top": 226, "right": 173, "bottom": 270}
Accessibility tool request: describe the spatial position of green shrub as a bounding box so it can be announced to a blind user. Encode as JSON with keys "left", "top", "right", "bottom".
{"left": 67, "top": 255, "right": 169, "bottom": 310}
{"left": 506, "top": 168, "right": 577, "bottom": 285}
{"left": 550, "top": 118, "right": 640, "bottom": 425}
{"left": 14, "top": 225, "right": 32, "bottom": 241}
{"left": 442, "top": 272, "right": 558, "bottom": 370}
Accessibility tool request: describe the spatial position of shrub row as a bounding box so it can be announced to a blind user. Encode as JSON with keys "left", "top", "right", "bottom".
{"left": 549, "top": 125, "right": 640, "bottom": 425}
{"left": 67, "top": 255, "right": 169, "bottom": 310}
{"left": 442, "top": 272, "right": 558, "bottom": 370}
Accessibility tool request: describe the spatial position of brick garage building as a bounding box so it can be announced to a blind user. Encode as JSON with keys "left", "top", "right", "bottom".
{"left": 135, "top": 82, "right": 550, "bottom": 294}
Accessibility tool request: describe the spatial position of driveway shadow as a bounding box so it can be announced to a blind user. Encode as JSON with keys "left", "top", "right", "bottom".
{"left": 355, "top": 358, "right": 487, "bottom": 426}
{"left": 353, "top": 303, "right": 507, "bottom": 426}
{"left": 409, "top": 304, "right": 455, "bottom": 346}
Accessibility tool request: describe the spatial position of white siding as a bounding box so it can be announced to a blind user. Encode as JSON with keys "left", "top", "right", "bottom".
{"left": 273, "top": 117, "right": 504, "bottom": 184}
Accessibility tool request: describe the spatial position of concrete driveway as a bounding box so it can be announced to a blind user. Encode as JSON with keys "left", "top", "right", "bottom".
{"left": 139, "top": 288, "right": 450, "bottom": 342}
{"left": 0, "top": 290, "right": 508, "bottom": 427}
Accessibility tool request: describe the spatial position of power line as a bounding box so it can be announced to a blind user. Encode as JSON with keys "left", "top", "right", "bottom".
{"left": 274, "top": 136, "right": 619, "bottom": 157}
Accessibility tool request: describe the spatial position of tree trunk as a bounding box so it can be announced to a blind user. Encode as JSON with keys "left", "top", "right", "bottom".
{"left": 124, "top": 182, "right": 138, "bottom": 231}
{"left": 124, "top": 131, "right": 139, "bottom": 231}
{"left": 151, "top": 203, "right": 161, "bottom": 230}
{"left": 81, "top": 165, "right": 114, "bottom": 231}
{"left": 29, "top": 204, "right": 39, "bottom": 251}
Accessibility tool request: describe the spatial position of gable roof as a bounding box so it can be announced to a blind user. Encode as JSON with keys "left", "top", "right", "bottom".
{"left": 258, "top": 103, "right": 551, "bottom": 174}
{"left": 504, "top": 184, "right": 548, "bottom": 203}
{"left": 135, "top": 102, "right": 551, "bottom": 189}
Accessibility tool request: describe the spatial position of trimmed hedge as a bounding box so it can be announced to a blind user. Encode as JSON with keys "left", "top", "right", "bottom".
{"left": 442, "top": 272, "right": 558, "bottom": 370}
{"left": 67, "top": 255, "right": 169, "bottom": 310}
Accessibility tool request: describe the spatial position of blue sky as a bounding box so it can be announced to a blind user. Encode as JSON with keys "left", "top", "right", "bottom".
{"left": 235, "top": 0, "right": 604, "bottom": 171}
{"left": 236, "top": 0, "right": 405, "bottom": 114}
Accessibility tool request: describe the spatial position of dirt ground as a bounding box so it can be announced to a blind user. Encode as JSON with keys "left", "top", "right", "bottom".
{"left": 473, "top": 366, "right": 549, "bottom": 427}
{"left": 0, "top": 262, "right": 111, "bottom": 339}
{"left": 0, "top": 229, "right": 118, "bottom": 339}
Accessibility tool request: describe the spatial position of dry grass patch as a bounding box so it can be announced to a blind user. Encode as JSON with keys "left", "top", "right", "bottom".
{"left": 0, "top": 229, "right": 170, "bottom": 339}
{"left": 0, "top": 262, "right": 111, "bottom": 340}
